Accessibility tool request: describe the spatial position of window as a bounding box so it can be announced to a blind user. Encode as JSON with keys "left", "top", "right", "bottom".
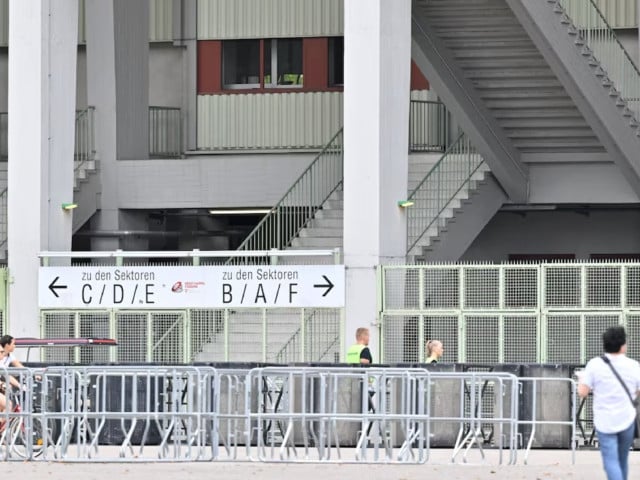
{"left": 328, "top": 37, "right": 344, "bottom": 86}
{"left": 222, "top": 38, "right": 303, "bottom": 89}
{"left": 264, "top": 39, "right": 303, "bottom": 87}
{"left": 222, "top": 40, "right": 261, "bottom": 89}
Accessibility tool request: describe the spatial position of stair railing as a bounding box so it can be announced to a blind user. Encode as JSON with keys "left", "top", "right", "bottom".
{"left": 555, "top": 0, "right": 640, "bottom": 114}
{"left": 74, "top": 106, "right": 96, "bottom": 175}
{"left": 0, "top": 187, "right": 6, "bottom": 253}
{"left": 406, "top": 133, "right": 484, "bottom": 257}
{"left": 229, "top": 128, "right": 343, "bottom": 265}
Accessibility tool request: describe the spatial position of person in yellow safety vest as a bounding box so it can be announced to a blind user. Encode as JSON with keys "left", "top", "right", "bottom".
{"left": 346, "top": 327, "right": 373, "bottom": 364}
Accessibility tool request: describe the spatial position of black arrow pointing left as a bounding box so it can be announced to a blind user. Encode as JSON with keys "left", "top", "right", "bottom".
{"left": 48, "top": 276, "right": 68, "bottom": 298}
{"left": 313, "top": 275, "right": 334, "bottom": 297}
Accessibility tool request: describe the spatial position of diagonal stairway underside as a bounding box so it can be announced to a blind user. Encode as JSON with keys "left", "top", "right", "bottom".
{"left": 411, "top": 0, "right": 627, "bottom": 202}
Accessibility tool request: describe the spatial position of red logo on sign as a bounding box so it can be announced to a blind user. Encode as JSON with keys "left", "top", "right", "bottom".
{"left": 171, "top": 281, "right": 183, "bottom": 293}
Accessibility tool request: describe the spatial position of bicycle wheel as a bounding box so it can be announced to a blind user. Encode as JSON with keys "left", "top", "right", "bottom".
{"left": 10, "top": 418, "right": 45, "bottom": 459}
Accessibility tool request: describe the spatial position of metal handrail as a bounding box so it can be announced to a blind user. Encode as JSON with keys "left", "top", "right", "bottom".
{"left": 229, "top": 128, "right": 344, "bottom": 264}
{"left": 74, "top": 106, "right": 96, "bottom": 174}
{"left": 406, "top": 133, "right": 484, "bottom": 256}
{"left": 0, "top": 187, "right": 6, "bottom": 252}
{"left": 557, "top": 0, "right": 640, "bottom": 113}
{"left": 409, "top": 100, "right": 449, "bottom": 152}
{"left": 149, "top": 106, "right": 182, "bottom": 157}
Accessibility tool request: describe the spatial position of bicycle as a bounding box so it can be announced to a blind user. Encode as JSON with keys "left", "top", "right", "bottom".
{"left": 0, "top": 385, "right": 46, "bottom": 459}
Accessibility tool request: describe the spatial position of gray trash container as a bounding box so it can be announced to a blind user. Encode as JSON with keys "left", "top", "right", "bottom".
{"left": 520, "top": 364, "right": 572, "bottom": 448}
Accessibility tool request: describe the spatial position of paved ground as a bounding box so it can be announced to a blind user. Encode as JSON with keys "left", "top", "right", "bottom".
{"left": 5, "top": 449, "right": 640, "bottom": 480}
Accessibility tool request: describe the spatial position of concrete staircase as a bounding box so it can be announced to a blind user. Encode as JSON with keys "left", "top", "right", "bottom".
{"left": 289, "top": 153, "right": 441, "bottom": 251}
{"left": 72, "top": 158, "right": 100, "bottom": 233}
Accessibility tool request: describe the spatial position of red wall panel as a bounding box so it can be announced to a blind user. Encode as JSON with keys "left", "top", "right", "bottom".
{"left": 198, "top": 40, "right": 222, "bottom": 94}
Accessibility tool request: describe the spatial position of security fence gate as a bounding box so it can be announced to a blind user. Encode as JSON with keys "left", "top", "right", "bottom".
{"left": 380, "top": 262, "right": 640, "bottom": 363}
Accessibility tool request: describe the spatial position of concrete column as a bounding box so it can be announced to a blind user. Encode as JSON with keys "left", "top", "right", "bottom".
{"left": 8, "top": 0, "right": 78, "bottom": 338}
{"left": 343, "top": 0, "right": 411, "bottom": 362}
{"left": 175, "top": 0, "right": 197, "bottom": 151}
{"left": 85, "top": 0, "right": 149, "bottom": 250}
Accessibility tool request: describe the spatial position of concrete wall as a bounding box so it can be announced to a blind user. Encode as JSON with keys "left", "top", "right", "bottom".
{"left": 462, "top": 209, "right": 640, "bottom": 261}
{"left": 116, "top": 152, "right": 316, "bottom": 208}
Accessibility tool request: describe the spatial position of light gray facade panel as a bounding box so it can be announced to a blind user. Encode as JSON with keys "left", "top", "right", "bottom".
{"left": 116, "top": 153, "right": 316, "bottom": 208}
{"left": 149, "top": 44, "right": 182, "bottom": 107}
{"left": 196, "top": 92, "right": 343, "bottom": 150}
{"left": 0, "top": 0, "right": 6, "bottom": 46}
{"left": 463, "top": 209, "right": 640, "bottom": 262}
{"left": 150, "top": 0, "right": 173, "bottom": 42}
{"left": 529, "top": 163, "right": 639, "bottom": 203}
{"left": 114, "top": 0, "right": 149, "bottom": 160}
{"left": 563, "top": 0, "right": 638, "bottom": 29}
{"left": 197, "top": 0, "right": 343, "bottom": 39}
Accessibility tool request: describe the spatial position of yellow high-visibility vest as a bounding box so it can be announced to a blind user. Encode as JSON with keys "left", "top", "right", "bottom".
{"left": 346, "top": 344, "right": 365, "bottom": 363}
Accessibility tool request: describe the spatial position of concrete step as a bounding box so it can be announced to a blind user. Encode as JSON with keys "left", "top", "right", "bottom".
{"left": 291, "top": 236, "right": 343, "bottom": 248}
{"left": 314, "top": 209, "right": 343, "bottom": 220}
{"left": 298, "top": 226, "right": 343, "bottom": 238}
{"left": 309, "top": 217, "right": 342, "bottom": 229}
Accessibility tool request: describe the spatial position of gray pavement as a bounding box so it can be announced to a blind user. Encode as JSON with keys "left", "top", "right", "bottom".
{"left": 5, "top": 449, "right": 639, "bottom": 480}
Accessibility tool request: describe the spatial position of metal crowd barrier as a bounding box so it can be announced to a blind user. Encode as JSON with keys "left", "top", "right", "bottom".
{"left": 0, "top": 365, "right": 578, "bottom": 463}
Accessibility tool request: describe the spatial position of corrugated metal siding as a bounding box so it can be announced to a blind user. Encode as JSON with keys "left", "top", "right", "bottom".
{"left": 197, "top": 0, "right": 344, "bottom": 39}
{"left": 0, "top": 0, "right": 7, "bottom": 47}
{"left": 197, "top": 92, "right": 343, "bottom": 150}
{"left": 150, "top": 0, "right": 173, "bottom": 42}
{"left": 564, "top": 0, "right": 638, "bottom": 29}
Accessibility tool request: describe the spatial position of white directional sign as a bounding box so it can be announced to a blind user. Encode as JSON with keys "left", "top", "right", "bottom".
{"left": 39, "top": 265, "right": 345, "bottom": 309}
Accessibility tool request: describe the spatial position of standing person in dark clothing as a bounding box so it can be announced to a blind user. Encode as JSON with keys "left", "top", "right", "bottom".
{"left": 346, "top": 327, "right": 373, "bottom": 364}
{"left": 425, "top": 339, "right": 444, "bottom": 364}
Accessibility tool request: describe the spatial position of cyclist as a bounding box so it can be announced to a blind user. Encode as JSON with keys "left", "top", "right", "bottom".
{"left": 0, "top": 336, "right": 25, "bottom": 390}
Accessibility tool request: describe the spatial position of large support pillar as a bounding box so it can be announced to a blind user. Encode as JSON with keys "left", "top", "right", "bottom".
{"left": 85, "top": 0, "right": 149, "bottom": 250}
{"left": 343, "top": 0, "right": 411, "bottom": 362}
{"left": 8, "top": 0, "right": 78, "bottom": 338}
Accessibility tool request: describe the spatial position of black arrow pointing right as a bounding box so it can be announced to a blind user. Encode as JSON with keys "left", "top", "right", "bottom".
{"left": 48, "top": 276, "right": 68, "bottom": 298}
{"left": 313, "top": 275, "right": 334, "bottom": 297}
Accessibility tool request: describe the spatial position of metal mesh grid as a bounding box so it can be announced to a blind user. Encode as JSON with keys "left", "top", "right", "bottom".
{"left": 585, "top": 314, "right": 620, "bottom": 360}
{"left": 383, "top": 268, "right": 420, "bottom": 310}
{"left": 41, "top": 311, "right": 76, "bottom": 362}
{"left": 382, "top": 315, "right": 414, "bottom": 364}
{"left": 504, "top": 267, "right": 538, "bottom": 309}
{"left": 626, "top": 266, "right": 640, "bottom": 307}
{"left": 226, "top": 310, "right": 264, "bottom": 362}
{"left": 79, "top": 312, "right": 111, "bottom": 364}
{"left": 464, "top": 268, "right": 499, "bottom": 309}
{"left": 265, "top": 309, "right": 301, "bottom": 363}
{"left": 504, "top": 316, "right": 538, "bottom": 363}
{"left": 465, "top": 316, "right": 499, "bottom": 363}
{"left": 423, "top": 267, "right": 459, "bottom": 309}
{"left": 304, "top": 309, "right": 341, "bottom": 363}
{"left": 423, "top": 315, "right": 458, "bottom": 363}
{"left": 625, "top": 315, "right": 640, "bottom": 361}
{"left": 189, "top": 309, "right": 224, "bottom": 361}
{"left": 546, "top": 315, "right": 581, "bottom": 363}
{"left": 544, "top": 266, "right": 581, "bottom": 308}
{"left": 116, "top": 312, "right": 149, "bottom": 362}
{"left": 586, "top": 266, "right": 621, "bottom": 308}
{"left": 151, "top": 312, "right": 185, "bottom": 363}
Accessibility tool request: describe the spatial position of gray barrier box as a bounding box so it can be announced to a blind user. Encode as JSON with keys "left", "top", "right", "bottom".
{"left": 389, "top": 363, "right": 462, "bottom": 448}
{"left": 520, "top": 364, "right": 572, "bottom": 449}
